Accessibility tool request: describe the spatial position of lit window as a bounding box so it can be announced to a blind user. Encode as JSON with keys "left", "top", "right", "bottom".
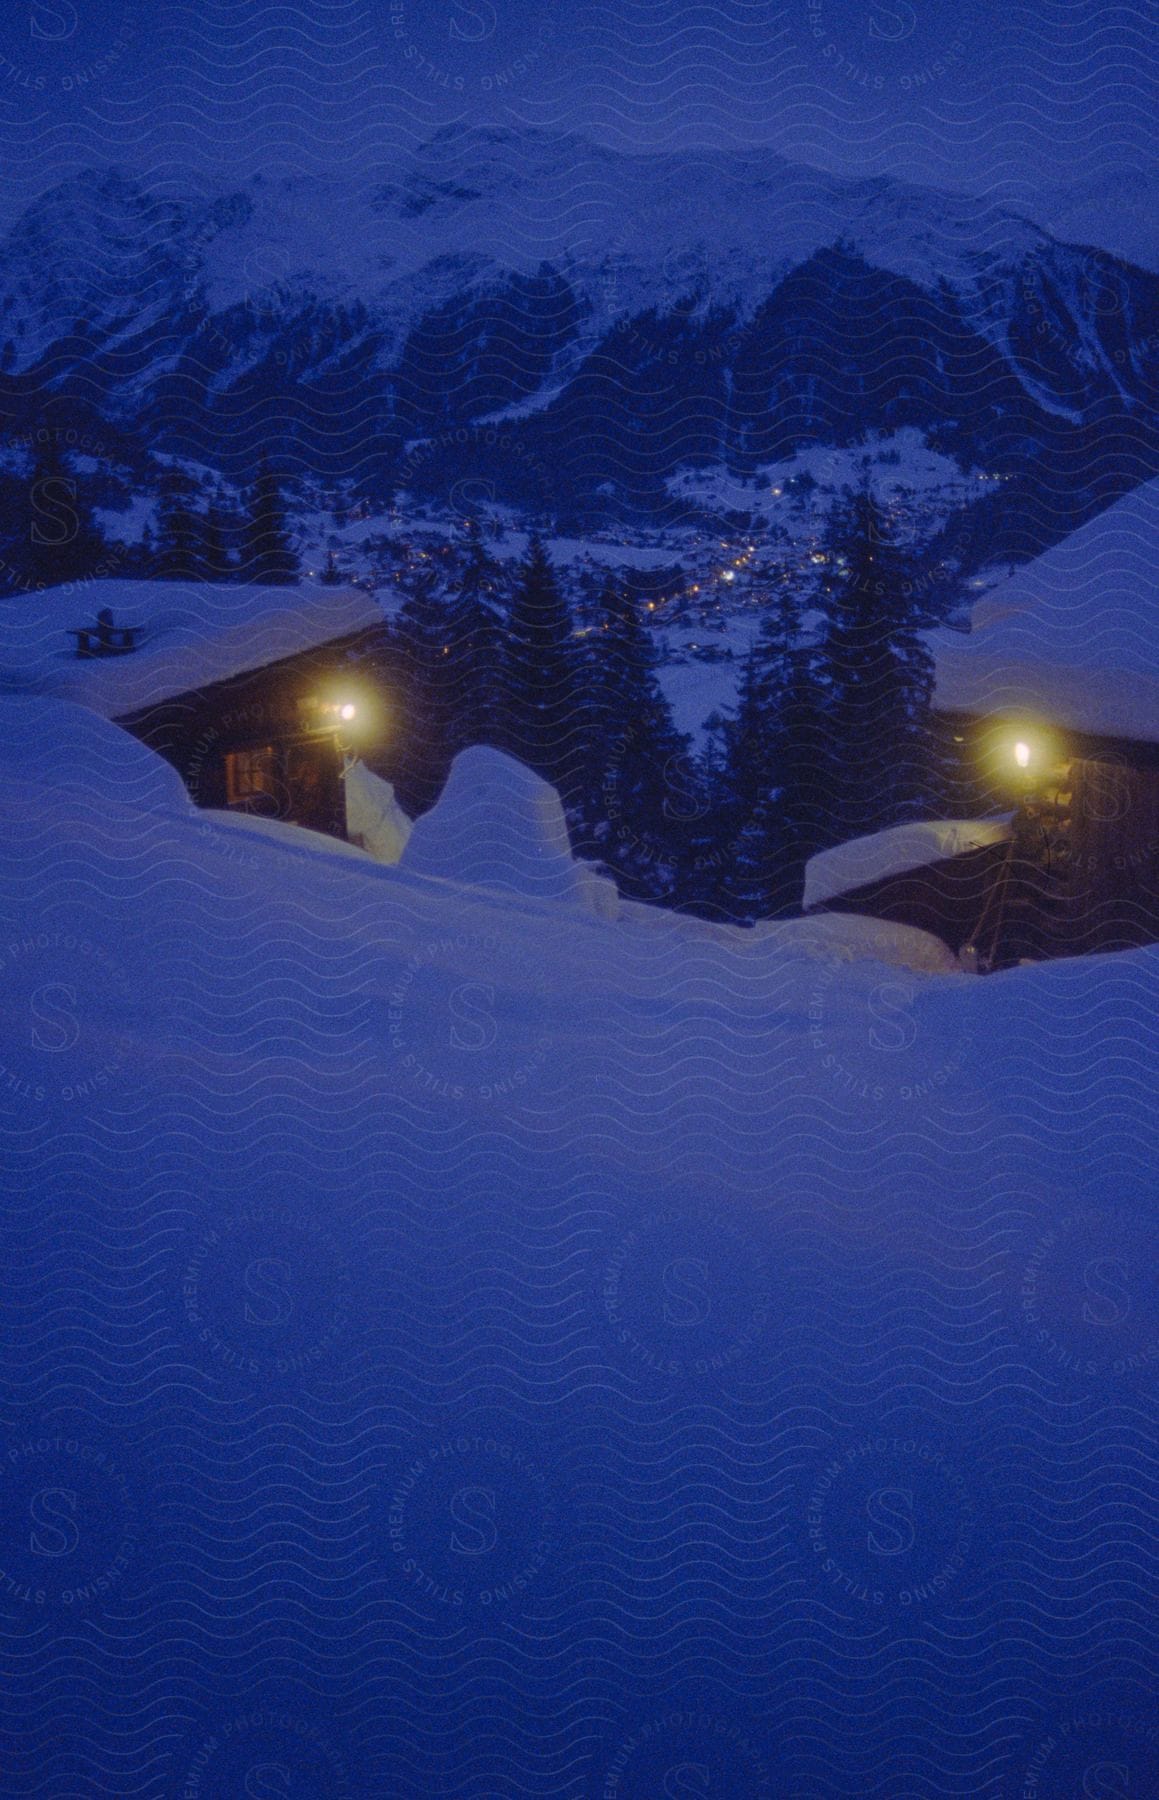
{"left": 225, "top": 746, "right": 277, "bottom": 805}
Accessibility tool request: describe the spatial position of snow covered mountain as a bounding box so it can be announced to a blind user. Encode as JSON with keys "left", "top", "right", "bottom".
{"left": 1, "top": 127, "right": 1156, "bottom": 526}
{"left": 1036, "top": 166, "right": 1159, "bottom": 275}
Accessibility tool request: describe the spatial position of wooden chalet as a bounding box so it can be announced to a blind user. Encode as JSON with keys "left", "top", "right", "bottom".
{"left": 807, "top": 478, "right": 1159, "bottom": 967}
{"left": 0, "top": 579, "right": 392, "bottom": 843}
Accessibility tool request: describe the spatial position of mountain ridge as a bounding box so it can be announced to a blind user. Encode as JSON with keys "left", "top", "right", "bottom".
{"left": 0, "top": 128, "right": 1155, "bottom": 541}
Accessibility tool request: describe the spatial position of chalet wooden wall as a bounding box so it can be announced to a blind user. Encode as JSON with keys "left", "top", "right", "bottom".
{"left": 812, "top": 726, "right": 1159, "bottom": 966}
{"left": 1056, "top": 757, "right": 1159, "bottom": 953}
{"left": 808, "top": 842, "right": 1014, "bottom": 956}
{"left": 114, "top": 628, "right": 391, "bottom": 841}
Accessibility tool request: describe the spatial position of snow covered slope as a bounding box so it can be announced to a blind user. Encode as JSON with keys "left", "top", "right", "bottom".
{"left": 1, "top": 694, "right": 1156, "bottom": 1795}
{"left": 0, "top": 136, "right": 1050, "bottom": 366}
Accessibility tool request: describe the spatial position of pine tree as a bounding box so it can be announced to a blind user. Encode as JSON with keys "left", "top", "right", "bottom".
{"left": 241, "top": 458, "right": 299, "bottom": 585}
{"left": 442, "top": 518, "right": 507, "bottom": 748}
{"left": 717, "top": 585, "right": 830, "bottom": 919}
{"left": 10, "top": 438, "right": 108, "bottom": 592}
{"left": 668, "top": 709, "right": 734, "bottom": 917}
{"left": 717, "top": 631, "right": 785, "bottom": 919}
{"left": 579, "top": 576, "right": 691, "bottom": 897}
{"left": 132, "top": 521, "right": 156, "bottom": 579}
{"left": 154, "top": 469, "right": 200, "bottom": 579}
{"left": 202, "top": 491, "right": 235, "bottom": 582}
{"left": 812, "top": 489, "right": 936, "bottom": 844}
{"left": 500, "top": 537, "right": 584, "bottom": 801}
{"left": 397, "top": 565, "right": 453, "bottom": 701}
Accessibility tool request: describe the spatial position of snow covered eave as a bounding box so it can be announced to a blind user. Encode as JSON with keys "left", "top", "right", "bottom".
{"left": 932, "top": 648, "right": 1159, "bottom": 753}
{"left": 804, "top": 817, "right": 1013, "bottom": 913}
{"left": 927, "top": 474, "right": 1159, "bottom": 752}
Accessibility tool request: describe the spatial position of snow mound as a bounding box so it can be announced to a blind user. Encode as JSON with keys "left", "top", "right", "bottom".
{"left": 751, "top": 908, "right": 963, "bottom": 975}
{"left": 343, "top": 760, "right": 411, "bottom": 865}
{"left": 402, "top": 747, "right": 618, "bottom": 916}
{"left": 804, "top": 818, "right": 1013, "bottom": 912}
{"left": 0, "top": 695, "right": 191, "bottom": 815}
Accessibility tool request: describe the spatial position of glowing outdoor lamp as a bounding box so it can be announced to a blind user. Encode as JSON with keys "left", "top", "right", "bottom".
{"left": 307, "top": 687, "right": 382, "bottom": 745}
{"left": 972, "top": 720, "right": 1057, "bottom": 793}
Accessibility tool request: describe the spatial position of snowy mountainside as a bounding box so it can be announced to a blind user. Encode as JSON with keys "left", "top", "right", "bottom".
{"left": 1036, "top": 166, "right": 1159, "bottom": 274}
{"left": 0, "top": 128, "right": 1155, "bottom": 528}
{"left": 0, "top": 134, "right": 1045, "bottom": 364}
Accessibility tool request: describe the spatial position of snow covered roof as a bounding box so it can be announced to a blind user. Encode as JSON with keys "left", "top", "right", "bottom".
{"left": 0, "top": 578, "right": 383, "bottom": 720}
{"left": 803, "top": 817, "right": 1013, "bottom": 912}
{"left": 931, "top": 477, "right": 1159, "bottom": 746}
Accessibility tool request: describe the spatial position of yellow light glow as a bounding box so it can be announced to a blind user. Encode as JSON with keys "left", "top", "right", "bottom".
{"left": 1013, "top": 740, "right": 1031, "bottom": 768}
{"left": 340, "top": 703, "right": 357, "bottom": 722}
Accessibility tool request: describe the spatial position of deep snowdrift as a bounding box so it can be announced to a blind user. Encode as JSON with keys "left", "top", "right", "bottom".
{"left": 0, "top": 692, "right": 193, "bottom": 815}
{"left": 1, "top": 697, "right": 1152, "bottom": 1145}
{"left": 0, "top": 697, "right": 1021, "bottom": 1136}
{"left": 2, "top": 696, "right": 1156, "bottom": 1797}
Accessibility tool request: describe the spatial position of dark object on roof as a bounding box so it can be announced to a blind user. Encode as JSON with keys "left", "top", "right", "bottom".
{"left": 68, "top": 608, "right": 144, "bottom": 659}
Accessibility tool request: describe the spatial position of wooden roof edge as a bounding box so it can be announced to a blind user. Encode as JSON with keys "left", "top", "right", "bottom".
{"left": 111, "top": 621, "right": 392, "bottom": 729}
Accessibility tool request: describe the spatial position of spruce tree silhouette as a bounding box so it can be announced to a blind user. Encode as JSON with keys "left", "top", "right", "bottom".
{"left": 500, "top": 536, "right": 584, "bottom": 804}
{"left": 579, "top": 576, "right": 690, "bottom": 899}
{"left": 6, "top": 438, "right": 108, "bottom": 594}
{"left": 813, "top": 488, "right": 936, "bottom": 846}
{"left": 241, "top": 459, "right": 299, "bottom": 584}
{"left": 443, "top": 518, "right": 507, "bottom": 749}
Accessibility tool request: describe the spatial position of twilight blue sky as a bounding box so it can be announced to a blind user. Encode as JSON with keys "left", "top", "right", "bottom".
{"left": 0, "top": 0, "right": 1154, "bottom": 219}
